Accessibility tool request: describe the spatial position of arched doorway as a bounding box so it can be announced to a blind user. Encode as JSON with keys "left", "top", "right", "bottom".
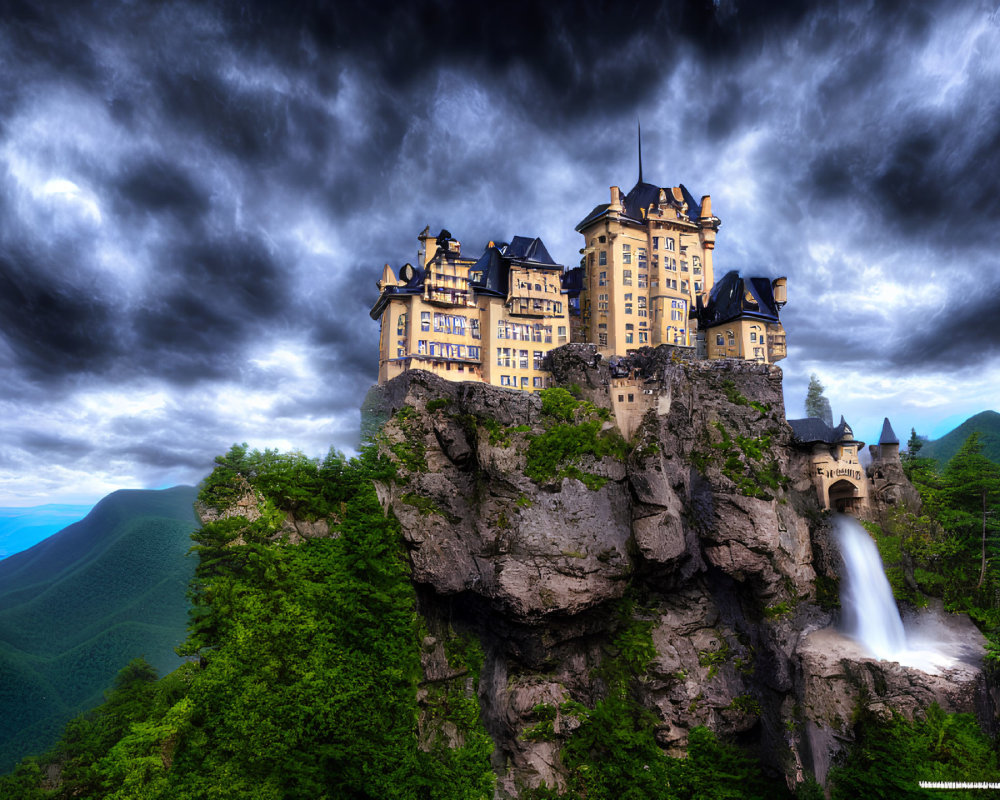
{"left": 828, "top": 479, "right": 863, "bottom": 514}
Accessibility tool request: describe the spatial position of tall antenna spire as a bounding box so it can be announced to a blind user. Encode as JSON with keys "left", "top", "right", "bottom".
{"left": 637, "top": 120, "right": 643, "bottom": 184}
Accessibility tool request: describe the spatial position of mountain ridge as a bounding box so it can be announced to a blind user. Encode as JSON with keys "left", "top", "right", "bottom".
{"left": 920, "top": 410, "right": 1000, "bottom": 466}
{"left": 0, "top": 485, "right": 199, "bottom": 772}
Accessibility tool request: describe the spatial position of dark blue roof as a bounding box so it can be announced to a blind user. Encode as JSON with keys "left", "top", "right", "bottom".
{"left": 503, "top": 236, "right": 557, "bottom": 265}
{"left": 788, "top": 415, "right": 864, "bottom": 447}
{"left": 468, "top": 246, "right": 507, "bottom": 296}
{"left": 879, "top": 417, "right": 899, "bottom": 445}
{"left": 695, "top": 270, "right": 782, "bottom": 329}
{"left": 575, "top": 203, "right": 610, "bottom": 231}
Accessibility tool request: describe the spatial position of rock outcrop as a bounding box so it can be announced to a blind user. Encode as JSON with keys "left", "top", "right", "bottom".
{"left": 364, "top": 346, "right": 991, "bottom": 795}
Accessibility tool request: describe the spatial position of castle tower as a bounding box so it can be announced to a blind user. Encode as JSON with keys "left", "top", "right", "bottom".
{"left": 573, "top": 147, "right": 721, "bottom": 356}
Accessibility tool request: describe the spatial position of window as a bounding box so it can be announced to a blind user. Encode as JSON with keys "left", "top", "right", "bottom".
{"left": 599, "top": 250, "right": 607, "bottom": 266}
{"left": 625, "top": 303, "right": 633, "bottom": 314}
{"left": 750, "top": 332, "right": 757, "bottom": 342}
{"left": 599, "top": 333, "right": 608, "bottom": 346}
{"left": 637, "top": 248, "right": 647, "bottom": 269}
{"left": 554, "top": 302, "right": 562, "bottom": 313}
{"left": 681, "top": 281, "right": 688, "bottom": 293}
{"left": 622, "top": 244, "right": 632, "bottom": 264}
{"left": 665, "top": 237, "right": 675, "bottom": 251}
{"left": 667, "top": 257, "right": 677, "bottom": 271}
{"left": 397, "top": 312, "right": 407, "bottom": 335}
{"left": 681, "top": 261, "right": 688, "bottom": 272}
{"left": 421, "top": 311, "right": 430, "bottom": 331}
{"left": 625, "top": 332, "right": 634, "bottom": 344}
{"left": 727, "top": 330, "right": 735, "bottom": 346}
{"left": 599, "top": 271, "right": 607, "bottom": 286}
{"left": 434, "top": 312, "right": 444, "bottom": 332}
{"left": 501, "top": 375, "right": 512, "bottom": 387}
{"left": 652, "top": 237, "right": 659, "bottom": 250}
{"left": 628, "top": 394, "right": 634, "bottom": 403}
{"left": 694, "top": 281, "right": 702, "bottom": 292}
{"left": 544, "top": 326, "right": 553, "bottom": 343}
{"left": 519, "top": 349, "right": 529, "bottom": 369}
{"left": 558, "top": 325, "right": 567, "bottom": 341}
{"left": 533, "top": 376, "right": 543, "bottom": 388}
{"left": 626, "top": 323, "right": 634, "bottom": 330}
{"left": 623, "top": 269, "right": 632, "bottom": 286}
{"left": 638, "top": 297, "right": 647, "bottom": 317}
{"left": 716, "top": 334, "right": 724, "bottom": 346}
{"left": 638, "top": 332, "right": 648, "bottom": 343}
{"left": 471, "top": 319, "right": 480, "bottom": 339}
{"left": 521, "top": 376, "right": 529, "bottom": 388}
{"left": 397, "top": 347, "right": 405, "bottom": 357}
{"left": 533, "top": 323, "right": 544, "bottom": 342}
{"left": 533, "top": 350, "right": 544, "bottom": 370}
{"left": 469, "top": 346, "right": 480, "bottom": 359}
{"left": 418, "top": 340, "right": 427, "bottom": 354}
{"left": 638, "top": 273, "right": 647, "bottom": 288}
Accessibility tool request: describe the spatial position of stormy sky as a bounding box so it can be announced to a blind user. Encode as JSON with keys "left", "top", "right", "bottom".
{"left": 1, "top": 0, "right": 998, "bottom": 505}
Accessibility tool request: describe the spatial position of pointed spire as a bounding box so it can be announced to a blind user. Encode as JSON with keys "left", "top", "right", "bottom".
{"left": 879, "top": 417, "right": 899, "bottom": 445}
{"left": 637, "top": 120, "right": 643, "bottom": 184}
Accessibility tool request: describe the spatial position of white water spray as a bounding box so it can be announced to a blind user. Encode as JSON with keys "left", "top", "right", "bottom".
{"left": 833, "top": 515, "right": 957, "bottom": 673}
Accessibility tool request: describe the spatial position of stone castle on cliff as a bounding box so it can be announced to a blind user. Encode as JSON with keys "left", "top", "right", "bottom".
{"left": 370, "top": 154, "right": 787, "bottom": 391}
{"left": 369, "top": 152, "right": 909, "bottom": 516}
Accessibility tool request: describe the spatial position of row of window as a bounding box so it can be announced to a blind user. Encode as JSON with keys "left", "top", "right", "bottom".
{"left": 497, "top": 322, "right": 568, "bottom": 342}
{"left": 496, "top": 348, "right": 547, "bottom": 370}
{"left": 509, "top": 298, "right": 563, "bottom": 314}
{"left": 414, "top": 341, "right": 482, "bottom": 359}
{"left": 499, "top": 375, "right": 546, "bottom": 389}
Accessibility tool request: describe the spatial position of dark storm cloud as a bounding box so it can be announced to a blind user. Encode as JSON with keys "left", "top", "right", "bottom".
{"left": 16, "top": 431, "right": 92, "bottom": 460}
{"left": 0, "top": 0, "right": 998, "bottom": 502}
{"left": 890, "top": 279, "right": 1000, "bottom": 369}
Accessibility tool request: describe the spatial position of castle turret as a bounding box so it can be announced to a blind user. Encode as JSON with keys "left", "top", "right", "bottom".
{"left": 870, "top": 417, "right": 900, "bottom": 462}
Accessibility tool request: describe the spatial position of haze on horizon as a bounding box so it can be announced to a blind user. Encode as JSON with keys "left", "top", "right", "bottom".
{"left": 1, "top": 0, "right": 999, "bottom": 506}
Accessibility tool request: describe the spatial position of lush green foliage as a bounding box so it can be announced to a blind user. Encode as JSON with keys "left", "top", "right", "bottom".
{"left": 880, "top": 432, "right": 1000, "bottom": 657}
{"left": 525, "top": 388, "right": 626, "bottom": 490}
{"left": 0, "top": 487, "right": 198, "bottom": 773}
{"left": 828, "top": 705, "right": 1000, "bottom": 799}
{"left": 3, "top": 447, "right": 494, "bottom": 798}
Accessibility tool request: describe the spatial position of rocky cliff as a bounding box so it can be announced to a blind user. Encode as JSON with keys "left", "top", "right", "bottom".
{"left": 364, "top": 345, "right": 991, "bottom": 795}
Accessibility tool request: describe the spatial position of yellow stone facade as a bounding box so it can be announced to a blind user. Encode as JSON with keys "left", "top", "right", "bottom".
{"left": 371, "top": 230, "right": 570, "bottom": 391}
{"left": 372, "top": 165, "right": 789, "bottom": 390}
{"left": 574, "top": 183, "right": 719, "bottom": 356}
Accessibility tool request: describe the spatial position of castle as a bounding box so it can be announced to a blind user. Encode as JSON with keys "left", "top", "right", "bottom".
{"left": 370, "top": 159, "right": 787, "bottom": 391}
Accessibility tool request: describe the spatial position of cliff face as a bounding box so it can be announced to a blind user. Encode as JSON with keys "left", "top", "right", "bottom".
{"left": 366, "top": 346, "right": 990, "bottom": 794}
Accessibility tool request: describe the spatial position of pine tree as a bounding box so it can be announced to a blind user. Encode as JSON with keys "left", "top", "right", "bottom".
{"left": 805, "top": 374, "right": 833, "bottom": 427}
{"left": 941, "top": 433, "right": 1000, "bottom": 589}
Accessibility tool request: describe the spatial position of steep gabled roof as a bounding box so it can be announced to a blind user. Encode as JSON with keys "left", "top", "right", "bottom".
{"left": 504, "top": 236, "right": 558, "bottom": 266}
{"left": 695, "top": 270, "right": 782, "bottom": 329}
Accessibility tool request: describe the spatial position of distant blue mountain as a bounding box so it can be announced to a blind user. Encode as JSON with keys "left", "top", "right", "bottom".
{"left": 0, "top": 504, "right": 92, "bottom": 560}
{"left": 0, "top": 486, "right": 198, "bottom": 772}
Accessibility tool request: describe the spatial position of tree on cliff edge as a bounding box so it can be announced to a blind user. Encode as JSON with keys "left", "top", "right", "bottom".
{"left": 805, "top": 374, "right": 834, "bottom": 427}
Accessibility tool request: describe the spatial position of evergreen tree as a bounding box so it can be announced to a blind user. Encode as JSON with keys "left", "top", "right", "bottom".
{"left": 941, "top": 433, "right": 1000, "bottom": 589}
{"left": 804, "top": 374, "right": 833, "bottom": 427}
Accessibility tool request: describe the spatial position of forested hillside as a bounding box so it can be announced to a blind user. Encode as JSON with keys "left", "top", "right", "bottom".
{"left": 918, "top": 411, "right": 1000, "bottom": 467}
{"left": 2, "top": 405, "right": 999, "bottom": 797}
{"left": 0, "top": 487, "right": 198, "bottom": 772}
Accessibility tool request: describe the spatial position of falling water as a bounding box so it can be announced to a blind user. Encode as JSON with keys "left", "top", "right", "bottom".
{"left": 833, "top": 515, "right": 906, "bottom": 660}
{"left": 832, "top": 515, "right": 957, "bottom": 672}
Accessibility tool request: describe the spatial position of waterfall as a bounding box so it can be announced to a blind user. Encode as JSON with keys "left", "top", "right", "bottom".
{"left": 833, "top": 515, "right": 906, "bottom": 660}
{"left": 832, "top": 515, "right": 956, "bottom": 672}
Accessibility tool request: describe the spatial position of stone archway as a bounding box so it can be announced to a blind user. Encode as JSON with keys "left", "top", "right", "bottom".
{"left": 828, "top": 478, "right": 864, "bottom": 514}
